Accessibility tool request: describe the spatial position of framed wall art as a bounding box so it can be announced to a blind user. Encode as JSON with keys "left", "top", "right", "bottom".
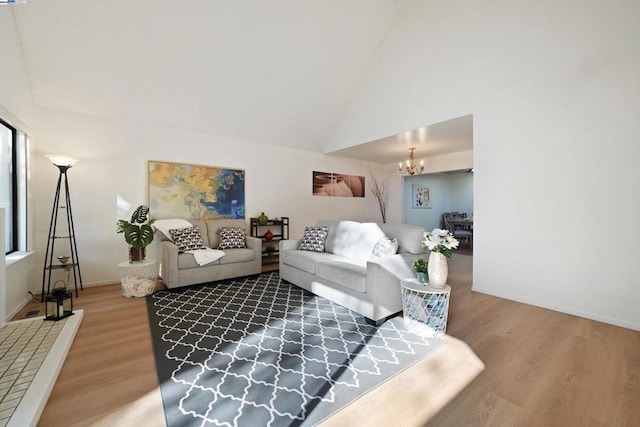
{"left": 148, "top": 161, "right": 245, "bottom": 219}
{"left": 412, "top": 184, "right": 431, "bottom": 209}
{"left": 312, "top": 171, "right": 365, "bottom": 197}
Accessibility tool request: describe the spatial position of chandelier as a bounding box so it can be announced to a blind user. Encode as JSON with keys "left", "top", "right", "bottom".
{"left": 398, "top": 147, "right": 424, "bottom": 175}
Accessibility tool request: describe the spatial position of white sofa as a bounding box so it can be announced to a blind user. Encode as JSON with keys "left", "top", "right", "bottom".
{"left": 279, "top": 220, "right": 427, "bottom": 325}
{"left": 159, "top": 219, "right": 262, "bottom": 288}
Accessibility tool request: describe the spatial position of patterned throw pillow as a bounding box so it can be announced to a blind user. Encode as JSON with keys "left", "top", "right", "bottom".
{"left": 218, "top": 227, "right": 247, "bottom": 249}
{"left": 298, "top": 226, "right": 329, "bottom": 253}
{"left": 371, "top": 237, "right": 398, "bottom": 258}
{"left": 169, "top": 226, "right": 206, "bottom": 253}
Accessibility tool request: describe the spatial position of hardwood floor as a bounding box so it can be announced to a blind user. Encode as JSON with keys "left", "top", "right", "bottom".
{"left": 13, "top": 256, "right": 640, "bottom": 426}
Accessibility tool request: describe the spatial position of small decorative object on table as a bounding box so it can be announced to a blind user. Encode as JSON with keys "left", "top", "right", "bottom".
{"left": 57, "top": 255, "right": 70, "bottom": 264}
{"left": 413, "top": 258, "right": 428, "bottom": 283}
{"left": 422, "top": 228, "right": 459, "bottom": 288}
{"left": 116, "top": 205, "right": 156, "bottom": 262}
{"left": 264, "top": 230, "right": 273, "bottom": 241}
{"left": 257, "top": 212, "right": 269, "bottom": 225}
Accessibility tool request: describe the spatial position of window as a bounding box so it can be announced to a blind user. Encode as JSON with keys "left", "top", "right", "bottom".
{"left": 0, "top": 116, "right": 28, "bottom": 255}
{"left": 0, "top": 118, "right": 16, "bottom": 254}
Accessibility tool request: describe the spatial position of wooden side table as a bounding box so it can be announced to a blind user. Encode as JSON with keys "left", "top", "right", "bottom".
{"left": 118, "top": 259, "right": 159, "bottom": 297}
{"left": 401, "top": 278, "right": 451, "bottom": 337}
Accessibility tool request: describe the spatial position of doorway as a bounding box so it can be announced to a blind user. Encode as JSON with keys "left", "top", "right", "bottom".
{"left": 402, "top": 170, "right": 474, "bottom": 254}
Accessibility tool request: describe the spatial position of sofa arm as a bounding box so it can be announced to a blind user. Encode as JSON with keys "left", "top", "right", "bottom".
{"left": 245, "top": 236, "right": 262, "bottom": 257}
{"left": 279, "top": 239, "right": 301, "bottom": 252}
{"left": 367, "top": 254, "right": 417, "bottom": 284}
{"left": 160, "top": 240, "right": 180, "bottom": 287}
{"left": 366, "top": 253, "right": 421, "bottom": 316}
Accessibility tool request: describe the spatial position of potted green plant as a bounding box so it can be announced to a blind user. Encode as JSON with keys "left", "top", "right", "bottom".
{"left": 116, "top": 205, "right": 156, "bottom": 262}
{"left": 413, "top": 257, "right": 428, "bottom": 283}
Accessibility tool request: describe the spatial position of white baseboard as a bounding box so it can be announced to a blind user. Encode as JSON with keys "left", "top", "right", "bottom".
{"left": 472, "top": 286, "right": 640, "bottom": 332}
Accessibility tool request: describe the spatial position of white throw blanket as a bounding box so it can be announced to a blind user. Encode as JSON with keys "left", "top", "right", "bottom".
{"left": 186, "top": 248, "right": 225, "bottom": 266}
{"left": 153, "top": 218, "right": 194, "bottom": 240}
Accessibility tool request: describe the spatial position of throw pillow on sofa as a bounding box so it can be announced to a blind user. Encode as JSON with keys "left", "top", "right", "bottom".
{"left": 154, "top": 218, "right": 193, "bottom": 241}
{"left": 169, "top": 226, "right": 207, "bottom": 253}
{"left": 218, "top": 227, "right": 247, "bottom": 249}
{"left": 299, "top": 226, "right": 329, "bottom": 253}
{"left": 371, "top": 237, "right": 398, "bottom": 258}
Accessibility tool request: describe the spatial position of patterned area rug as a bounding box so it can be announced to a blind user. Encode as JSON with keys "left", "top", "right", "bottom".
{"left": 146, "top": 272, "right": 443, "bottom": 427}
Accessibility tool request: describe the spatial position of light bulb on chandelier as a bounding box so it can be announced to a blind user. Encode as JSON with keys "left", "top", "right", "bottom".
{"left": 398, "top": 147, "right": 424, "bottom": 175}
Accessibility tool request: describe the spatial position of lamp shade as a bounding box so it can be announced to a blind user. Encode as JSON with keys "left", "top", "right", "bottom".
{"left": 45, "top": 154, "right": 78, "bottom": 167}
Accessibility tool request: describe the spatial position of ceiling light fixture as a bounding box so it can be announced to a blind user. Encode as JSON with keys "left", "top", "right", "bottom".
{"left": 398, "top": 147, "right": 424, "bottom": 175}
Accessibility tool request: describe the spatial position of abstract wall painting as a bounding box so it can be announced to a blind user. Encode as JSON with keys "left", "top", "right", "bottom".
{"left": 412, "top": 184, "right": 431, "bottom": 209}
{"left": 312, "top": 171, "right": 365, "bottom": 197}
{"left": 148, "top": 161, "right": 245, "bottom": 219}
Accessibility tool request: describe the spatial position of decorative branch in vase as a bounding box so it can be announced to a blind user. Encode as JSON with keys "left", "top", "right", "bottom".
{"left": 369, "top": 172, "right": 390, "bottom": 223}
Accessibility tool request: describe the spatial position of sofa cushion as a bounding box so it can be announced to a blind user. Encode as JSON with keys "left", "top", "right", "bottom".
{"left": 347, "top": 222, "right": 387, "bottom": 261}
{"left": 315, "top": 258, "right": 367, "bottom": 293}
{"left": 154, "top": 218, "right": 193, "bottom": 241}
{"left": 371, "top": 237, "right": 398, "bottom": 258}
{"left": 317, "top": 221, "right": 388, "bottom": 261}
{"left": 177, "top": 252, "right": 218, "bottom": 270}
{"left": 219, "top": 248, "right": 255, "bottom": 264}
{"left": 218, "top": 227, "right": 247, "bottom": 249}
{"left": 281, "top": 250, "right": 343, "bottom": 275}
{"left": 205, "top": 219, "right": 247, "bottom": 248}
{"left": 380, "top": 223, "right": 427, "bottom": 254}
{"left": 299, "top": 226, "right": 328, "bottom": 253}
{"left": 177, "top": 248, "right": 254, "bottom": 269}
{"left": 169, "top": 226, "right": 207, "bottom": 253}
{"left": 318, "top": 220, "right": 360, "bottom": 257}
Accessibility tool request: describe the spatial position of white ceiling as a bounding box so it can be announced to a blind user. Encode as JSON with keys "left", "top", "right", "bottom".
{"left": 11, "top": 1, "right": 472, "bottom": 162}
{"left": 327, "top": 114, "right": 473, "bottom": 165}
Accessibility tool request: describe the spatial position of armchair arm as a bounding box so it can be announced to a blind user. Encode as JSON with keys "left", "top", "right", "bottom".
{"left": 279, "top": 239, "right": 301, "bottom": 252}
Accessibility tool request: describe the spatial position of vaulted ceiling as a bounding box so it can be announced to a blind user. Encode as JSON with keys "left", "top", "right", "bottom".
{"left": 11, "top": 0, "right": 472, "bottom": 163}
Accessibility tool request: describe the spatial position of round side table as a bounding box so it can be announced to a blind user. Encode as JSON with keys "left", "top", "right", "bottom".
{"left": 400, "top": 278, "right": 451, "bottom": 337}
{"left": 118, "top": 258, "right": 159, "bottom": 297}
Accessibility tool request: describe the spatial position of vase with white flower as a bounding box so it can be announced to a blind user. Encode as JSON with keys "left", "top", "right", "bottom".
{"left": 422, "top": 228, "right": 459, "bottom": 288}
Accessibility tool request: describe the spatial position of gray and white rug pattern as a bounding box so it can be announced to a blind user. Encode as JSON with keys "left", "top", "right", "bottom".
{"left": 147, "top": 272, "right": 443, "bottom": 427}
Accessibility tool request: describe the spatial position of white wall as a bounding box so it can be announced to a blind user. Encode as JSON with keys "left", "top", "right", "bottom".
{"left": 32, "top": 107, "right": 388, "bottom": 287}
{"left": 421, "top": 150, "right": 473, "bottom": 175}
{"left": 331, "top": 0, "right": 640, "bottom": 330}
{"left": 0, "top": 9, "right": 35, "bottom": 126}
{"left": 448, "top": 173, "right": 474, "bottom": 216}
{"left": 1, "top": 8, "right": 37, "bottom": 320}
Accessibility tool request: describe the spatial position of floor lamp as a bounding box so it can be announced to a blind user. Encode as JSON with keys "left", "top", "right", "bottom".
{"left": 41, "top": 154, "right": 83, "bottom": 301}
